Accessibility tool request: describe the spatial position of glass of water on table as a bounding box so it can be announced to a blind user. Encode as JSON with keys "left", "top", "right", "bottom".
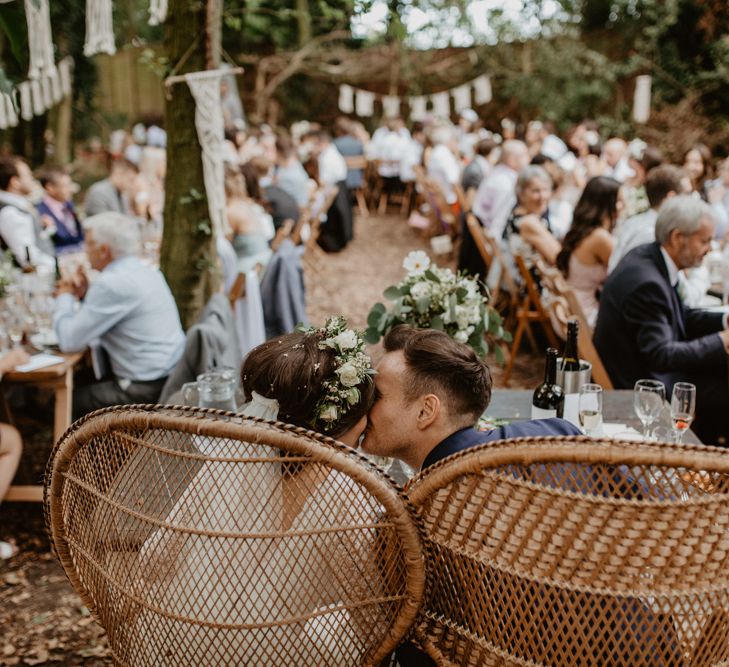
{"left": 634, "top": 379, "right": 665, "bottom": 441}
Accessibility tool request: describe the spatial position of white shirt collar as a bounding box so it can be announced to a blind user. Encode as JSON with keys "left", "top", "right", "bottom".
{"left": 659, "top": 246, "right": 680, "bottom": 287}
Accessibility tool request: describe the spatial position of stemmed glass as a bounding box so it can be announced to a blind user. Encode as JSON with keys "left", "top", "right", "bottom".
{"left": 671, "top": 382, "right": 696, "bottom": 444}
{"left": 633, "top": 379, "right": 665, "bottom": 441}
{"left": 579, "top": 383, "right": 603, "bottom": 436}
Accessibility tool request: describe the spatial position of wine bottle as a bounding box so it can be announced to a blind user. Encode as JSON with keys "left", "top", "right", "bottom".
{"left": 560, "top": 319, "right": 580, "bottom": 372}
{"left": 532, "top": 348, "right": 565, "bottom": 419}
{"left": 22, "top": 246, "right": 35, "bottom": 273}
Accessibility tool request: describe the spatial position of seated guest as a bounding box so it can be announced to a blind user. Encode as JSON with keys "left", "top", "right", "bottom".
{"left": 332, "top": 116, "right": 365, "bottom": 193}
{"left": 608, "top": 164, "right": 684, "bottom": 273}
{"left": 503, "top": 165, "right": 561, "bottom": 267}
{"left": 556, "top": 176, "right": 621, "bottom": 327}
{"left": 37, "top": 168, "right": 84, "bottom": 255}
{"left": 53, "top": 213, "right": 185, "bottom": 420}
{"left": 245, "top": 156, "right": 299, "bottom": 232}
{"left": 362, "top": 326, "right": 581, "bottom": 473}
{"left": 427, "top": 125, "right": 461, "bottom": 210}
{"left": 461, "top": 137, "right": 496, "bottom": 195}
{"left": 0, "top": 156, "right": 55, "bottom": 270}
{"left": 225, "top": 165, "right": 273, "bottom": 273}
{"left": 84, "top": 158, "right": 138, "bottom": 218}
{"left": 622, "top": 140, "right": 663, "bottom": 219}
{"left": 0, "top": 349, "right": 29, "bottom": 559}
{"left": 274, "top": 134, "right": 312, "bottom": 208}
{"left": 594, "top": 195, "right": 729, "bottom": 445}
{"left": 399, "top": 122, "right": 426, "bottom": 186}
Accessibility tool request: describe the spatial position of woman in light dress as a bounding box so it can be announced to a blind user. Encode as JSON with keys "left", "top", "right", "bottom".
{"left": 556, "top": 176, "right": 622, "bottom": 328}
{"left": 133, "top": 318, "right": 386, "bottom": 665}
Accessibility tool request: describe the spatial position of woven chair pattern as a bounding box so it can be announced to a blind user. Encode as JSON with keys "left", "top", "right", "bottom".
{"left": 45, "top": 405, "right": 425, "bottom": 666}
{"left": 406, "top": 436, "right": 729, "bottom": 666}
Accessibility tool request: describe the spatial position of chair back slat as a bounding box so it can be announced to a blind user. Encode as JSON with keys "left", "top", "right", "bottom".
{"left": 45, "top": 406, "right": 426, "bottom": 667}
{"left": 406, "top": 435, "right": 729, "bottom": 666}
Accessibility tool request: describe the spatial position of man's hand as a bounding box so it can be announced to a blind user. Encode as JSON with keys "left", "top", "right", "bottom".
{"left": 56, "top": 266, "right": 88, "bottom": 300}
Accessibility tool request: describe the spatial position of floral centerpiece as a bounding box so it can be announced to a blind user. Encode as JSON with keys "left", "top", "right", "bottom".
{"left": 365, "top": 251, "right": 511, "bottom": 360}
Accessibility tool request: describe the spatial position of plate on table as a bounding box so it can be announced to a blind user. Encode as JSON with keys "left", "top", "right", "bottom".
{"left": 30, "top": 331, "right": 59, "bottom": 349}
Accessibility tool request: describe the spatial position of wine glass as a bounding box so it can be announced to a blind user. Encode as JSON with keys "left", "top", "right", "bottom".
{"left": 579, "top": 383, "right": 603, "bottom": 436}
{"left": 633, "top": 379, "right": 665, "bottom": 441}
{"left": 671, "top": 382, "right": 696, "bottom": 444}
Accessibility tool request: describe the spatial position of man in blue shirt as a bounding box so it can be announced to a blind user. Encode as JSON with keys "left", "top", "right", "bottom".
{"left": 362, "top": 325, "right": 580, "bottom": 473}
{"left": 54, "top": 212, "right": 185, "bottom": 419}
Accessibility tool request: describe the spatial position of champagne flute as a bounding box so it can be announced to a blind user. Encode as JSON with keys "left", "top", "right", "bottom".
{"left": 671, "top": 382, "right": 696, "bottom": 444}
{"left": 579, "top": 383, "right": 603, "bottom": 436}
{"left": 633, "top": 379, "right": 665, "bottom": 441}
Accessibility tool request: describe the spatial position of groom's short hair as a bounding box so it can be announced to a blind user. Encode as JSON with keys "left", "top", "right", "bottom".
{"left": 383, "top": 325, "right": 492, "bottom": 424}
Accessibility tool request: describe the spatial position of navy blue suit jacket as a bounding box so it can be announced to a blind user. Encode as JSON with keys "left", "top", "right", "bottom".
{"left": 36, "top": 199, "right": 84, "bottom": 252}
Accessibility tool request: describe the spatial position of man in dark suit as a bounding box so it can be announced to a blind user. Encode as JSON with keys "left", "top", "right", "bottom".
{"left": 595, "top": 194, "right": 729, "bottom": 445}
{"left": 362, "top": 326, "right": 580, "bottom": 474}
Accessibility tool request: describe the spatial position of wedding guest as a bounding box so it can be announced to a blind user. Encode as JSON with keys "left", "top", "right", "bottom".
{"left": 472, "top": 139, "right": 530, "bottom": 238}
{"left": 594, "top": 195, "right": 729, "bottom": 445}
{"left": 503, "top": 165, "right": 561, "bottom": 267}
{"left": 622, "top": 140, "right": 663, "bottom": 219}
{"left": 683, "top": 143, "right": 713, "bottom": 196}
{"left": 0, "top": 349, "right": 29, "bottom": 560}
{"left": 427, "top": 125, "right": 462, "bottom": 209}
{"left": 608, "top": 164, "right": 684, "bottom": 273}
{"left": 0, "top": 156, "right": 55, "bottom": 270}
{"left": 556, "top": 176, "right": 621, "bottom": 327}
{"left": 83, "top": 158, "right": 138, "bottom": 218}
{"left": 37, "top": 168, "right": 84, "bottom": 255}
{"left": 274, "top": 134, "right": 311, "bottom": 207}
{"left": 332, "top": 116, "right": 365, "bottom": 192}
{"left": 399, "top": 122, "right": 426, "bottom": 186}
{"left": 602, "top": 137, "right": 633, "bottom": 183}
{"left": 461, "top": 137, "right": 496, "bottom": 195}
{"left": 53, "top": 212, "right": 185, "bottom": 419}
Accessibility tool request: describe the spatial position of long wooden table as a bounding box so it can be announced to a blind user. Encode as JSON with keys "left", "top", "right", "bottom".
{"left": 2, "top": 351, "right": 84, "bottom": 502}
{"left": 485, "top": 389, "right": 702, "bottom": 445}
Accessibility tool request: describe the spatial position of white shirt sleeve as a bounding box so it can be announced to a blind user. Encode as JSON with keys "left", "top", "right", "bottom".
{"left": 0, "top": 207, "right": 37, "bottom": 266}
{"left": 53, "top": 281, "right": 132, "bottom": 353}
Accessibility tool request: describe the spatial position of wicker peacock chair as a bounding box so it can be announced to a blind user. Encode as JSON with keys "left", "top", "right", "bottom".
{"left": 405, "top": 435, "right": 729, "bottom": 666}
{"left": 44, "top": 405, "right": 426, "bottom": 666}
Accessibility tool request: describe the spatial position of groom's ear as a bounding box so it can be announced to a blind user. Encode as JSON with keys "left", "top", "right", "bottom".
{"left": 416, "top": 394, "right": 440, "bottom": 430}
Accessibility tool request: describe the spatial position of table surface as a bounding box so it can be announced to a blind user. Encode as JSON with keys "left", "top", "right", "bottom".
{"left": 2, "top": 351, "right": 84, "bottom": 383}
{"left": 485, "top": 389, "right": 702, "bottom": 445}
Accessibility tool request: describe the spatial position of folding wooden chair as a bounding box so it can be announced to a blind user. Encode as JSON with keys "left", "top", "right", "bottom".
{"left": 502, "top": 252, "right": 559, "bottom": 386}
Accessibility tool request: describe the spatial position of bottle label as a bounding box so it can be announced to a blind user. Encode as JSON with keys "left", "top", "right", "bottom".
{"left": 531, "top": 405, "right": 558, "bottom": 420}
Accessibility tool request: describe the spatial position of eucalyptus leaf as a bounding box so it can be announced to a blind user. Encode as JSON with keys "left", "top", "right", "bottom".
{"left": 502, "top": 331, "right": 513, "bottom": 343}
{"left": 431, "top": 315, "right": 444, "bottom": 331}
{"left": 424, "top": 269, "right": 440, "bottom": 283}
{"left": 415, "top": 296, "right": 430, "bottom": 314}
{"left": 367, "top": 304, "right": 386, "bottom": 327}
{"left": 383, "top": 285, "right": 403, "bottom": 300}
{"left": 364, "top": 327, "right": 381, "bottom": 344}
{"left": 494, "top": 345, "right": 505, "bottom": 364}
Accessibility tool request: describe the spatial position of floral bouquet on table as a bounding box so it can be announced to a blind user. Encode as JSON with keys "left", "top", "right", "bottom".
{"left": 0, "top": 251, "right": 15, "bottom": 299}
{"left": 365, "top": 251, "right": 512, "bottom": 360}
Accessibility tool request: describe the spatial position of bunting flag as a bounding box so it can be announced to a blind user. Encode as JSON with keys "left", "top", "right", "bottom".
{"left": 354, "top": 89, "right": 375, "bottom": 117}
{"left": 149, "top": 0, "right": 168, "bottom": 25}
{"left": 182, "top": 69, "right": 230, "bottom": 239}
{"left": 633, "top": 75, "right": 651, "bottom": 124}
{"left": 24, "top": 0, "right": 56, "bottom": 80}
{"left": 0, "top": 93, "right": 9, "bottom": 130}
{"left": 338, "top": 84, "right": 354, "bottom": 114}
{"left": 451, "top": 84, "right": 471, "bottom": 113}
{"left": 473, "top": 75, "right": 492, "bottom": 105}
{"left": 18, "top": 81, "right": 32, "bottom": 121}
{"left": 84, "top": 0, "right": 116, "bottom": 57}
{"left": 339, "top": 73, "right": 494, "bottom": 122}
{"left": 409, "top": 96, "right": 427, "bottom": 121}
{"left": 30, "top": 78, "right": 44, "bottom": 116}
{"left": 430, "top": 91, "right": 450, "bottom": 119}
{"left": 382, "top": 95, "right": 400, "bottom": 119}
{"left": 5, "top": 93, "right": 18, "bottom": 128}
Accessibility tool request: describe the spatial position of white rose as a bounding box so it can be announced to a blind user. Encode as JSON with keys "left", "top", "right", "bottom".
{"left": 454, "top": 330, "right": 469, "bottom": 344}
{"left": 332, "top": 329, "right": 358, "bottom": 350}
{"left": 319, "top": 404, "right": 339, "bottom": 422}
{"left": 403, "top": 250, "right": 430, "bottom": 275}
{"left": 410, "top": 281, "right": 431, "bottom": 300}
{"left": 336, "top": 362, "right": 360, "bottom": 387}
{"left": 455, "top": 305, "right": 471, "bottom": 330}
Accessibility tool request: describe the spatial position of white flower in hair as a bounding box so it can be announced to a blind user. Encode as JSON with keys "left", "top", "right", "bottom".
{"left": 332, "top": 330, "right": 358, "bottom": 350}
{"left": 403, "top": 250, "right": 430, "bottom": 275}
{"left": 336, "top": 362, "right": 360, "bottom": 387}
{"left": 319, "top": 404, "right": 339, "bottom": 423}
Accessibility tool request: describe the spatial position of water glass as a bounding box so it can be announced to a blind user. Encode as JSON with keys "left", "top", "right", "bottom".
{"left": 578, "top": 383, "right": 603, "bottom": 436}
{"left": 633, "top": 379, "right": 665, "bottom": 441}
{"left": 671, "top": 382, "right": 696, "bottom": 444}
{"left": 182, "top": 368, "right": 238, "bottom": 411}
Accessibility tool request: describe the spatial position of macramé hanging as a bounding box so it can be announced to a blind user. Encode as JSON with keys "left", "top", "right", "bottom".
{"left": 182, "top": 69, "right": 230, "bottom": 239}
{"left": 24, "top": 0, "right": 57, "bottom": 80}
{"left": 84, "top": 0, "right": 116, "bottom": 57}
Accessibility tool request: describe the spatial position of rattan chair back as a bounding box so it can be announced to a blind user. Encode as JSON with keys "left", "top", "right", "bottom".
{"left": 406, "top": 435, "right": 729, "bottom": 666}
{"left": 45, "top": 405, "right": 425, "bottom": 666}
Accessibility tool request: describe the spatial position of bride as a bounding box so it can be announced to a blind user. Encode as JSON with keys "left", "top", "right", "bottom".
{"left": 133, "top": 317, "right": 384, "bottom": 665}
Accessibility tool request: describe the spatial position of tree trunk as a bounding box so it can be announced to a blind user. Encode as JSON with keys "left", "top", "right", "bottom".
{"left": 295, "top": 0, "right": 312, "bottom": 47}
{"left": 159, "top": 0, "right": 219, "bottom": 330}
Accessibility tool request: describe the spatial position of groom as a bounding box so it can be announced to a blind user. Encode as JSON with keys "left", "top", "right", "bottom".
{"left": 362, "top": 325, "right": 580, "bottom": 472}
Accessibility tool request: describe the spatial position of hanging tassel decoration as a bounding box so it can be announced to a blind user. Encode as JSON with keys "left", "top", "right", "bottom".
{"left": 355, "top": 89, "right": 375, "bottom": 117}
{"left": 633, "top": 75, "right": 652, "bottom": 124}
{"left": 50, "top": 68, "right": 63, "bottom": 104}
{"left": 382, "top": 95, "right": 401, "bottom": 119}
{"left": 473, "top": 75, "right": 492, "bottom": 105}
{"left": 430, "top": 91, "right": 451, "bottom": 119}
{"left": 30, "top": 78, "right": 45, "bottom": 116}
{"left": 148, "top": 0, "right": 168, "bottom": 25}
{"left": 338, "top": 85, "right": 354, "bottom": 114}
{"left": 59, "top": 58, "right": 73, "bottom": 97}
{"left": 18, "top": 81, "right": 33, "bottom": 121}
{"left": 451, "top": 84, "right": 472, "bottom": 113}
{"left": 24, "top": 0, "right": 56, "bottom": 80}
{"left": 84, "top": 0, "right": 116, "bottom": 57}
{"left": 0, "top": 94, "right": 8, "bottom": 130}
{"left": 41, "top": 75, "right": 53, "bottom": 108}
{"left": 5, "top": 93, "right": 18, "bottom": 128}
{"left": 409, "top": 96, "right": 427, "bottom": 121}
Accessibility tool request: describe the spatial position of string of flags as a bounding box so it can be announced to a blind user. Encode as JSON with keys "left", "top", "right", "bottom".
{"left": 338, "top": 75, "right": 493, "bottom": 120}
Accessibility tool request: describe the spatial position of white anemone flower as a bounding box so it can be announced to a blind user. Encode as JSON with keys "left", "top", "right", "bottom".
{"left": 403, "top": 250, "right": 430, "bottom": 275}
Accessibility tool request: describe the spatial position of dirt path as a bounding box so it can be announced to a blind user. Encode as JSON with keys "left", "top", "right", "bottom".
{"left": 1, "top": 212, "right": 541, "bottom": 665}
